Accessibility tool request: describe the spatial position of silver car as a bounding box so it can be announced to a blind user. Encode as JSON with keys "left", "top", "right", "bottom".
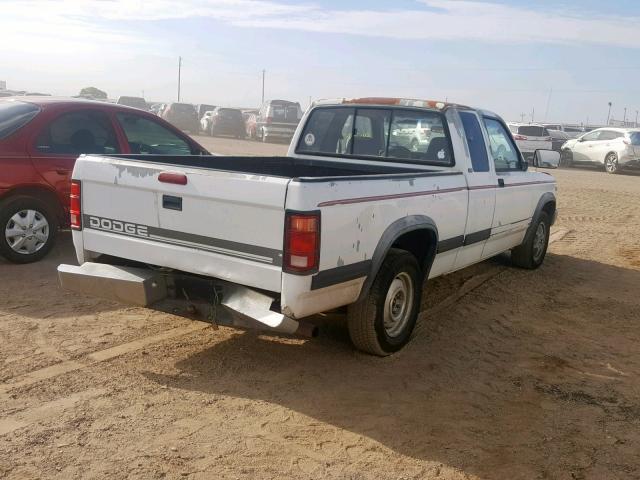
{"left": 561, "top": 128, "right": 640, "bottom": 174}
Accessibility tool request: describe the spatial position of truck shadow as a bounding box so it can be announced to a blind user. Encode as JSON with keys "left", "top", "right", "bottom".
{"left": 145, "top": 253, "right": 640, "bottom": 478}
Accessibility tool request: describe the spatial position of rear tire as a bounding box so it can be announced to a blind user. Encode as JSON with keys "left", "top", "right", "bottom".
{"left": 511, "top": 211, "right": 550, "bottom": 269}
{"left": 347, "top": 249, "right": 423, "bottom": 356}
{"left": 0, "top": 196, "right": 58, "bottom": 264}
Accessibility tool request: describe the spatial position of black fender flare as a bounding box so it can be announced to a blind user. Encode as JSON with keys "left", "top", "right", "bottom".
{"left": 357, "top": 215, "right": 438, "bottom": 301}
{"left": 522, "top": 192, "right": 556, "bottom": 246}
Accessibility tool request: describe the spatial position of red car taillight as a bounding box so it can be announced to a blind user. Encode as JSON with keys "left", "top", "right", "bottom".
{"left": 70, "top": 180, "right": 82, "bottom": 230}
{"left": 623, "top": 137, "right": 631, "bottom": 145}
{"left": 283, "top": 211, "right": 320, "bottom": 274}
{"left": 514, "top": 134, "right": 527, "bottom": 140}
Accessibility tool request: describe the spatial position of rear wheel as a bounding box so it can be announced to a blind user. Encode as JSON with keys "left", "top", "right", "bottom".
{"left": 0, "top": 196, "right": 58, "bottom": 264}
{"left": 511, "top": 211, "right": 550, "bottom": 269}
{"left": 347, "top": 249, "right": 423, "bottom": 356}
{"left": 604, "top": 152, "right": 620, "bottom": 174}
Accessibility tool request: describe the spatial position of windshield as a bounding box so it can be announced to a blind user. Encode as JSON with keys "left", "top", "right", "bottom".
{"left": 170, "top": 103, "right": 196, "bottom": 114}
{"left": 629, "top": 132, "right": 640, "bottom": 146}
{"left": 0, "top": 101, "right": 40, "bottom": 139}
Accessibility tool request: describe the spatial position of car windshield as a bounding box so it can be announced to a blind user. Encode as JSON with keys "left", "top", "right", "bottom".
{"left": 0, "top": 101, "right": 40, "bottom": 139}
{"left": 271, "top": 102, "right": 301, "bottom": 122}
{"left": 629, "top": 132, "right": 640, "bottom": 146}
{"left": 171, "top": 103, "right": 196, "bottom": 114}
{"left": 219, "top": 108, "right": 242, "bottom": 118}
{"left": 119, "top": 97, "right": 147, "bottom": 109}
{"left": 518, "top": 126, "right": 545, "bottom": 137}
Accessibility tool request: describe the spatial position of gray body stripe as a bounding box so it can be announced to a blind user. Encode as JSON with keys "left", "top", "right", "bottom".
{"left": 83, "top": 214, "right": 282, "bottom": 266}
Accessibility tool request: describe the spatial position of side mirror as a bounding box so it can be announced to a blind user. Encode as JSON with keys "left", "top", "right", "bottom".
{"left": 532, "top": 149, "right": 560, "bottom": 169}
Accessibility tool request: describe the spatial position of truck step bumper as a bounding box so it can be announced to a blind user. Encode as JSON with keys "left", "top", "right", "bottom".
{"left": 57, "top": 263, "right": 317, "bottom": 338}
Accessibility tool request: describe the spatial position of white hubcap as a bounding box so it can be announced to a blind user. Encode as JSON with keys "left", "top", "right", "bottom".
{"left": 5, "top": 209, "right": 49, "bottom": 255}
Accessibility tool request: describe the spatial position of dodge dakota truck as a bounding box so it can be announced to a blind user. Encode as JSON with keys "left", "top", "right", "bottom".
{"left": 58, "top": 97, "right": 559, "bottom": 355}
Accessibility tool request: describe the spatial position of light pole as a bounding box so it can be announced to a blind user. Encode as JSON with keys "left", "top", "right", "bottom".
{"left": 636, "top": 110, "right": 639, "bottom": 127}
{"left": 261, "top": 69, "right": 265, "bottom": 104}
{"left": 607, "top": 102, "right": 612, "bottom": 125}
{"left": 177, "top": 56, "right": 182, "bottom": 102}
{"left": 623, "top": 107, "right": 627, "bottom": 126}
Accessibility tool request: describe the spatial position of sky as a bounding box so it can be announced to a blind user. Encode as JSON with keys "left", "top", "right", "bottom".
{"left": 2, "top": 0, "right": 640, "bottom": 125}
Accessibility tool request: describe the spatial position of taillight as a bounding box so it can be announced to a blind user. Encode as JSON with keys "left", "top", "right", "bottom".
{"left": 623, "top": 137, "right": 631, "bottom": 145}
{"left": 284, "top": 211, "right": 320, "bottom": 274}
{"left": 70, "top": 180, "right": 81, "bottom": 230}
{"left": 266, "top": 116, "right": 273, "bottom": 125}
{"left": 514, "top": 134, "right": 527, "bottom": 140}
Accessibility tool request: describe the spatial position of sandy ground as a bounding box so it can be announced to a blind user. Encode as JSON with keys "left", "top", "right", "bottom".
{"left": 1, "top": 140, "right": 639, "bottom": 479}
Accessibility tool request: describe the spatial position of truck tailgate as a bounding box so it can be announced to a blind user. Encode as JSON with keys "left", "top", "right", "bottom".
{"left": 74, "top": 156, "right": 288, "bottom": 292}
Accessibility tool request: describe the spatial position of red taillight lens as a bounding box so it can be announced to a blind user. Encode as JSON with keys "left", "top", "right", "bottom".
{"left": 514, "top": 134, "right": 527, "bottom": 140}
{"left": 623, "top": 137, "right": 631, "bottom": 145}
{"left": 284, "top": 212, "right": 320, "bottom": 274}
{"left": 70, "top": 180, "right": 81, "bottom": 230}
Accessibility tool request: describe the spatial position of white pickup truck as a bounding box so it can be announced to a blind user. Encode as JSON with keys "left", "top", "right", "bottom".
{"left": 58, "top": 97, "right": 559, "bottom": 356}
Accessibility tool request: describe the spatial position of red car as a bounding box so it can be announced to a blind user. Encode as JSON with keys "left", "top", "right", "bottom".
{"left": 0, "top": 97, "right": 209, "bottom": 263}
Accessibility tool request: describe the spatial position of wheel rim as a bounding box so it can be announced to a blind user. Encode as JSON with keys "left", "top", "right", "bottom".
{"left": 5, "top": 209, "right": 49, "bottom": 255}
{"left": 532, "top": 222, "right": 546, "bottom": 263}
{"left": 605, "top": 154, "right": 617, "bottom": 172}
{"left": 383, "top": 272, "right": 414, "bottom": 338}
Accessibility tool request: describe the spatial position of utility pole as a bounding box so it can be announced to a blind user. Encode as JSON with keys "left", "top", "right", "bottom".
{"left": 520, "top": 113, "right": 526, "bottom": 123}
{"left": 606, "top": 102, "right": 612, "bottom": 125}
{"left": 177, "top": 56, "right": 182, "bottom": 102}
{"left": 531, "top": 107, "right": 535, "bottom": 123}
{"left": 623, "top": 107, "right": 627, "bottom": 126}
{"left": 636, "top": 110, "right": 639, "bottom": 127}
{"left": 261, "top": 69, "right": 265, "bottom": 104}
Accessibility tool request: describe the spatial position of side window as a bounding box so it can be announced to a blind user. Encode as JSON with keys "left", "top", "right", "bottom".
{"left": 387, "top": 110, "right": 452, "bottom": 164}
{"left": 483, "top": 118, "right": 520, "bottom": 171}
{"left": 599, "top": 130, "right": 622, "bottom": 141}
{"left": 581, "top": 131, "right": 601, "bottom": 142}
{"left": 459, "top": 111, "right": 489, "bottom": 172}
{"left": 116, "top": 113, "right": 192, "bottom": 155}
{"left": 35, "top": 110, "right": 120, "bottom": 155}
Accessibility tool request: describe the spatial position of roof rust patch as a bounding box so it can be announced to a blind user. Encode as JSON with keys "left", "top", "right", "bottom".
{"left": 338, "top": 97, "right": 470, "bottom": 110}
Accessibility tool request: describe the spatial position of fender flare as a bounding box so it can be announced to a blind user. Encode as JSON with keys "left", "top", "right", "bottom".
{"left": 522, "top": 192, "right": 556, "bottom": 246}
{"left": 357, "top": 215, "right": 438, "bottom": 301}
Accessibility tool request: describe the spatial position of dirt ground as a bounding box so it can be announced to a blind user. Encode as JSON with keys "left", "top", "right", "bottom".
{"left": 1, "top": 140, "right": 639, "bottom": 479}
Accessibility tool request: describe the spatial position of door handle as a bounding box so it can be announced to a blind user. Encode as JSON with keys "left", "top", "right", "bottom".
{"left": 498, "top": 178, "right": 505, "bottom": 187}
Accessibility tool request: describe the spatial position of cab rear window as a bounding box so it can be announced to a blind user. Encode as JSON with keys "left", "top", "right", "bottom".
{"left": 297, "top": 106, "right": 453, "bottom": 166}
{"left": 0, "top": 101, "right": 40, "bottom": 139}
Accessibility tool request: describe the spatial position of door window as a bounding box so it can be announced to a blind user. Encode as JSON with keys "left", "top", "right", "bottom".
{"left": 116, "top": 113, "right": 192, "bottom": 155}
{"left": 598, "top": 130, "right": 623, "bottom": 141}
{"left": 518, "top": 125, "right": 546, "bottom": 137}
{"left": 581, "top": 131, "right": 601, "bottom": 142}
{"left": 35, "top": 110, "right": 120, "bottom": 155}
{"left": 459, "top": 111, "right": 489, "bottom": 172}
{"left": 483, "top": 118, "right": 521, "bottom": 171}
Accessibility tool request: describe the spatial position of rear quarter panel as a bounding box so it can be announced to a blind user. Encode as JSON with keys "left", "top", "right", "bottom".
{"left": 280, "top": 173, "right": 468, "bottom": 318}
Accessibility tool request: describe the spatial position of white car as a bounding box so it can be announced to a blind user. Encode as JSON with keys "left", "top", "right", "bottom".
{"left": 508, "top": 123, "right": 553, "bottom": 160}
{"left": 58, "top": 97, "right": 559, "bottom": 356}
{"left": 561, "top": 128, "right": 640, "bottom": 174}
